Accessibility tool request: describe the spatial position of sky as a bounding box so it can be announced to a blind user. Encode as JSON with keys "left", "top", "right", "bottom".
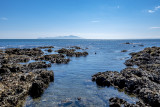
{"left": 0, "top": 0, "right": 160, "bottom": 39}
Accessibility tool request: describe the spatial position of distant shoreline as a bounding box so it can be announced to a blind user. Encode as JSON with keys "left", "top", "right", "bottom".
{"left": 1, "top": 38, "right": 160, "bottom": 40}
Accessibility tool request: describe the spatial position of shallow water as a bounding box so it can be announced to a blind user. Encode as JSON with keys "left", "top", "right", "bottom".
{"left": 0, "top": 39, "right": 159, "bottom": 107}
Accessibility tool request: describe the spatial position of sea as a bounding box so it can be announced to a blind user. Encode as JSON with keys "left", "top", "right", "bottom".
{"left": 0, "top": 39, "right": 159, "bottom": 107}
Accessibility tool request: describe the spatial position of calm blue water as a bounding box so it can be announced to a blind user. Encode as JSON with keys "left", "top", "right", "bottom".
{"left": 0, "top": 39, "right": 160, "bottom": 107}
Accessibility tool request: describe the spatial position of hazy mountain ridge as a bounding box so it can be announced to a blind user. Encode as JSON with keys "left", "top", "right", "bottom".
{"left": 38, "top": 35, "right": 84, "bottom": 39}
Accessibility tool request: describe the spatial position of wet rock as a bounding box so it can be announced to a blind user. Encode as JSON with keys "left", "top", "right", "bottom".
{"left": 109, "top": 97, "right": 147, "bottom": 107}
{"left": 0, "top": 69, "right": 54, "bottom": 106}
{"left": 123, "top": 42, "right": 131, "bottom": 44}
{"left": 47, "top": 48, "right": 52, "bottom": 52}
{"left": 0, "top": 46, "right": 88, "bottom": 106}
{"left": 1, "top": 64, "right": 23, "bottom": 72}
{"left": 38, "top": 46, "right": 54, "bottom": 49}
{"left": 92, "top": 47, "right": 160, "bottom": 106}
{"left": 35, "top": 54, "right": 70, "bottom": 64}
{"left": 139, "top": 44, "right": 144, "bottom": 47}
{"left": 59, "top": 100, "right": 73, "bottom": 106}
{"left": 5, "top": 48, "right": 44, "bottom": 57}
{"left": 56, "top": 48, "right": 88, "bottom": 57}
{"left": 70, "top": 46, "right": 81, "bottom": 49}
{"left": 53, "top": 58, "right": 70, "bottom": 64}
{"left": 0, "top": 54, "right": 30, "bottom": 65}
{"left": 77, "top": 97, "right": 81, "bottom": 101}
{"left": 121, "top": 50, "right": 127, "bottom": 52}
{"left": 27, "top": 61, "right": 51, "bottom": 69}
{"left": 0, "top": 50, "right": 3, "bottom": 54}
{"left": 0, "top": 68, "right": 10, "bottom": 74}
{"left": 56, "top": 48, "right": 75, "bottom": 54}
{"left": 29, "top": 80, "right": 45, "bottom": 98}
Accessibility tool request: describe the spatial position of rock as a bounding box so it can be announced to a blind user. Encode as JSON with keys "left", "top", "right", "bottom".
{"left": 109, "top": 97, "right": 147, "bottom": 107}
{"left": 29, "top": 80, "right": 45, "bottom": 98}
{"left": 123, "top": 42, "right": 131, "bottom": 44}
{"left": 92, "top": 47, "right": 160, "bottom": 106}
{"left": 47, "top": 48, "right": 52, "bottom": 52}
{"left": 35, "top": 54, "right": 70, "bottom": 64}
{"left": 56, "top": 48, "right": 88, "bottom": 57}
{"left": 0, "top": 68, "right": 10, "bottom": 74}
{"left": 70, "top": 46, "right": 81, "bottom": 49}
{"left": 77, "top": 97, "right": 81, "bottom": 101}
{"left": 0, "top": 54, "right": 30, "bottom": 65}
{"left": 53, "top": 58, "right": 70, "bottom": 64}
{"left": 27, "top": 61, "right": 51, "bottom": 69}
{"left": 5, "top": 48, "right": 44, "bottom": 57}
{"left": 121, "top": 50, "right": 127, "bottom": 52}
{"left": 56, "top": 48, "right": 75, "bottom": 54}
{"left": 38, "top": 46, "right": 54, "bottom": 49}
{"left": 0, "top": 46, "right": 88, "bottom": 106}
{"left": 0, "top": 69, "right": 54, "bottom": 106}
{"left": 139, "top": 44, "right": 144, "bottom": 47}
{"left": 1, "top": 64, "right": 23, "bottom": 72}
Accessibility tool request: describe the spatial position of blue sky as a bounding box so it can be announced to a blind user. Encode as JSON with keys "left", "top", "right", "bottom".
{"left": 0, "top": 0, "right": 160, "bottom": 39}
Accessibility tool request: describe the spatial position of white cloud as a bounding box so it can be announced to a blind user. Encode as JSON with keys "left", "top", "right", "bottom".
{"left": 150, "top": 27, "right": 160, "bottom": 29}
{"left": 0, "top": 17, "right": 8, "bottom": 20}
{"left": 148, "top": 5, "right": 160, "bottom": 13}
{"left": 148, "top": 10, "right": 155, "bottom": 13}
{"left": 91, "top": 20, "right": 100, "bottom": 23}
{"left": 155, "top": 6, "right": 160, "bottom": 10}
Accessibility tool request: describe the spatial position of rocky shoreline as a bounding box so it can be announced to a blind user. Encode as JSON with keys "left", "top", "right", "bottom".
{"left": 0, "top": 46, "right": 88, "bottom": 106}
{"left": 92, "top": 46, "right": 160, "bottom": 107}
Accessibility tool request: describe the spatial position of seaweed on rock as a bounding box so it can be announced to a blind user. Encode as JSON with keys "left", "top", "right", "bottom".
{"left": 92, "top": 47, "right": 160, "bottom": 107}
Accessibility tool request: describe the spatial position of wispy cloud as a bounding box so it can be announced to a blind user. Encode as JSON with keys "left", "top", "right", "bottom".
{"left": 155, "top": 6, "right": 160, "bottom": 10}
{"left": 148, "top": 10, "right": 155, "bottom": 13}
{"left": 91, "top": 20, "right": 100, "bottom": 23}
{"left": 0, "top": 17, "right": 8, "bottom": 20}
{"left": 150, "top": 27, "right": 160, "bottom": 29}
{"left": 148, "top": 5, "right": 160, "bottom": 13}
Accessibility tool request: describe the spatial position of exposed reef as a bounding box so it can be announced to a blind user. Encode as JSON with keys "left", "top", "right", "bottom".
{"left": 0, "top": 46, "right": 88, "bottom": 106}
{"left": 92, "top": 46, "right": 160, "bottom": 107}
{"left": 56, "top": 48, "right": 88, "bottom": 57}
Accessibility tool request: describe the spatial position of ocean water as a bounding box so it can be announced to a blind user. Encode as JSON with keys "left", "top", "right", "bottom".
{"left": 0, "top": 39, "right": 160, "bottom": 107}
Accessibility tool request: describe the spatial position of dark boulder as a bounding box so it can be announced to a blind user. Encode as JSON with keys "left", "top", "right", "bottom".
{"left": 29, "top": 80, "right": 45, "bottom": 98}
{"left": 121, "top": 50, "right": 127, "bottom": 52}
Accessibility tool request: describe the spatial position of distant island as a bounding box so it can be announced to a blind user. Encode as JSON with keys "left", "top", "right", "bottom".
{"left": 38, "top": 35, "right": 84, "bottom": 39}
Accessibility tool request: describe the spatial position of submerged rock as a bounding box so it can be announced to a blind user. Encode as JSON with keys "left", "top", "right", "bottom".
{"left": 123, "top": 42, "right": 132, "bottom": 44}
{"left": 70, "top": 46, "right": 81, "bottom": 49}
{"left": 38, "top": 46, "right": 54, "bottom": 49}
{"left": 109, "top": 97, "right": 147, "bottom": 107}
{"left": 139, "top": 44, "right": 144, "bottom": 47}
{"left": 121, "top": 50, "right": 127, "bottom": 52}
